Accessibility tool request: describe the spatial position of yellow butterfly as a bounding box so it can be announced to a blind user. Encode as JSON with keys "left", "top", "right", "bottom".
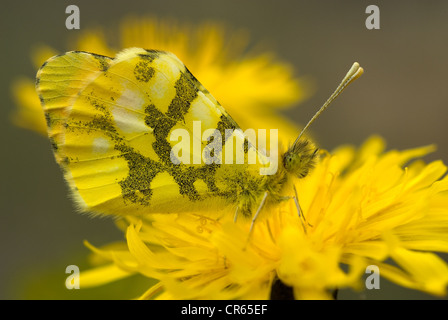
{"left": 36, "top": 48, "right": 362, "bottom": 230}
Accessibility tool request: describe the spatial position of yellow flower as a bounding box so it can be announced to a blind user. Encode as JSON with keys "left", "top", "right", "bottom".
{"left": 81, "top": 136, "right": 448, "bottom": 299}
{"left": 11, "top": 16, "right": 308, "bottom": 144}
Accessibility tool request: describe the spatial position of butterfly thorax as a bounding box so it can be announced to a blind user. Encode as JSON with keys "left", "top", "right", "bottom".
{"left": 231, "top": 139, "right": 319, "bottom": 219}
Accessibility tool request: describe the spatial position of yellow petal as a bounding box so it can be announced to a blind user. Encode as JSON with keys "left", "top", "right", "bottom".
{"left": 80, "top": 263, "right": 135, "bottom": 288}
{"left": 384, "top": 248, "right": 448, "bottom": 296}
{"left": 11, "top": 79, "right": 47, "bottom": 135}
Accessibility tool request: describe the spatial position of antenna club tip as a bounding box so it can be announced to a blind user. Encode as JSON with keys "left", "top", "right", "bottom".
{"left": 350, "top": 62, "right": 364, "bottom": 80}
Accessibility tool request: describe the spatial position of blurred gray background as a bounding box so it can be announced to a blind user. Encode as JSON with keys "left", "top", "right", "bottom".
{"left": 1, "top": 0, "right": 447, "bottom": 299}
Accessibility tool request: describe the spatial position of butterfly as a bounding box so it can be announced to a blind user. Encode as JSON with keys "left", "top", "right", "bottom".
{"left": 36, "top": 48, "right": 363, "bottom": 230}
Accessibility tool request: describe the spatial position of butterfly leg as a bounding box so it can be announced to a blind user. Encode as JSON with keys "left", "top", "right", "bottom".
{"left": 248, "top": 191, "right": 269, "bottom": 236}
{"left": 293, "top": 185, "right": 312, "bottom": 234}
{"left": 233, "top": 206, "right": 239, "bottom": 223}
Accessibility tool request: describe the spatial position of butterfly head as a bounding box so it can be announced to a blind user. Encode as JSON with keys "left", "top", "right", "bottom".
{"left": 283, "top": 138, "right": 318, "bottom": 179}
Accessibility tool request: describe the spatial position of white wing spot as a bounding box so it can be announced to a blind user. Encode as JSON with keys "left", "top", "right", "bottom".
{"left": 92, "top": 137, "right": 111, "bottom": 155}
{"left": 112, "top": 88, "right": 152, "bottom": 135}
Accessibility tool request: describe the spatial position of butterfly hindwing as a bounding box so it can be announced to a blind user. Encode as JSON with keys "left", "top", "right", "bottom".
{"left": 37, "top": 48, "right": 268, "bottom": 216}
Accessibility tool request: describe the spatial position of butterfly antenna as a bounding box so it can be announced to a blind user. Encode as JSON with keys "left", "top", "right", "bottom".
{"left": 294, "top": 62, "right": 364, "bottom": 144}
